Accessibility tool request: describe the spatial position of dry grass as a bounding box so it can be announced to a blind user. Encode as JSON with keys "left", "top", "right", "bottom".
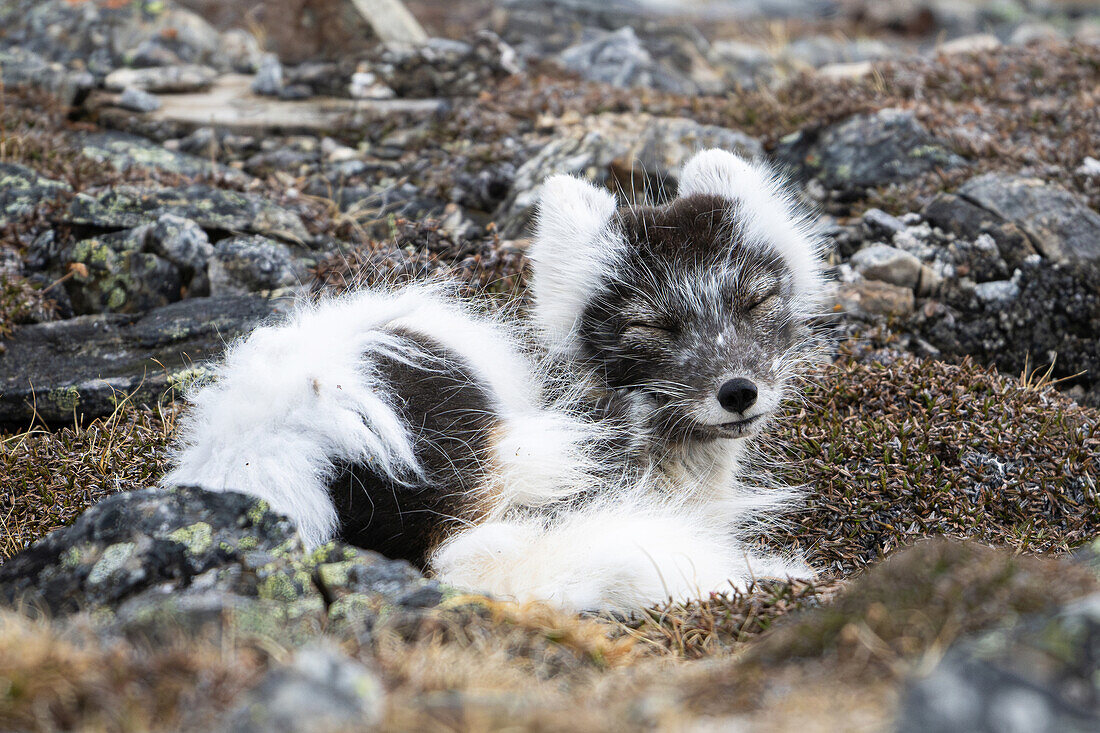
{"left": 0, "top": 609, "right": 264, "bottom": 732}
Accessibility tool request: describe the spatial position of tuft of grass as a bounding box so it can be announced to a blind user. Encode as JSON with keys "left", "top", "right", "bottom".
{"left": 772, "top": 347, "right": 1100, "bottom": 575}
{"left": 0, "top": 403, "right": 178, "bottom": 560}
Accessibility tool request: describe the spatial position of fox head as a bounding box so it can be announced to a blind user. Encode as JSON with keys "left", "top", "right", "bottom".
{"left": 528, "top": 149, "right": 826, "bottom": 443}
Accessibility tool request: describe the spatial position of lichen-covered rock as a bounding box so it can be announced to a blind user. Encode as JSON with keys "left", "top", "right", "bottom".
{"left": 775, "top": 108, "right": 967, "bottom": 198}
{"left": 208, "top": 235, "right": 302, "bottom": 295}
{"left": 0, "top": 46, "right": 95, "bottom": 107}
{"left": 64, "top": 184, "right": 310, "bottom": 244}
{"left": 957, "top": 173, "right": 1100, "bottom": 263}
{"left": 76, "top": 130, "right": 243, "bottom": 180}
{"left": 0, "top": 485, "right": 442, "bottom": 641}
{"left": 0, "top": 295, "right": 281, "bottom": 427}
{"left": 898, "top": 592, "right": 1100, "bottom": 733}
{"left": 0, "top": 163, "right": 72, "bottom": 227}
{"left": 65, "top": 228, "right": 184, "bottom": 314}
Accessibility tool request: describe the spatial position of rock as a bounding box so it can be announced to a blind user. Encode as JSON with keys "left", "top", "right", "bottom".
{"left": 1010, "top": 21, "right": 1062, "bottom": 46}
{"left": 898, "top": 592, "right": 1100, "bottom": 733}
{"left": 557, "top": 26, "right": 698, "bottom": 94}
{"left": 374, "top": 31, "right": 521, "bottom": 98}
{"left": 850, "top": 244, "right": 924, "bottom": 290}
{"left": 921, "top": 193, "right": 1036, "bottom": 269}
{"left": 957, "top": 174, "right": 1100, "bottom": 263}
{"left": 498, "top": 113, "right": 761, "bottom": 236}
{"left": 915, "top": 259, "right": 1100, "bottom": 407}
{"left": 0, "top": 163, "right": 72, "bottom": 227}
{"left": 781, "top": 36, "right": 893, "bottom": 69}
{"left": 64, "top": 228, "right": 184, "bottom": 314}
{"left": 346, "top": 0, "right": 428, "bottom": 45}
{"left": 149, "top": 214, "right": 215, "bottom": 281}
{"left": 349, "top": 71, "right": 396, "bottom": 99}
{"left": 973, "top": 278, "right": 1020, "bottom": 304}
{"left": 252, "top": 54, "right": 285, "bottom": 97}
{"left": 64, "top": 184, "right": 311, "bottom": 245}
{"left": 708, "top": 39, "right": 777, "bottom": 89}
{"left": 0, "top": 1, "right": 222, "bottom": 78}
{"left": 104, "top": 65, "right": 218, "bottom": 93}
{"left": 938, "top": 34, "right": 1002, "bottom": 55}
{"left": 208, "top": 236, "right": 302, "bottom": 295}
{"left": 0, "top": 295, "right": 281, "bottom": 427}
{"left": 0, "top": 484, "right": 441, "bottom": 643}
{"left": 76, "top": 130, "right": 242, "bottom": 181}
{"left": 0, "top": 46, "right": 95, "bottom": 107}
{"left": 610, "top": 117, "right": 764, "bottom": 202}
{"left": 117, "top": 86, "right": 162, "bottom": 113}
{"left": 215, "top": 28, "right": 264, "bottom": 73}
{"left": 835, "top": 279, "right": 916, "bottom": 318}
{"left": 861, "top": 208, "right": 907, "bottom": 238}
{"left": 225, "top": 643, "right": 385, "bottom": 733}
{"left": 775, "top": 109, "right": 967, "bottom": 199}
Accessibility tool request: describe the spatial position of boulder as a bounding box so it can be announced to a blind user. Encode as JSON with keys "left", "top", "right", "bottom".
{"left": 835, "top": 279, "right": 916, "bottom": 319}
{"left": 76, "top": 130, "right": 244, "bottom": 181}
{"left": 208, "top": 235, "right": 303, "bottom": 295}
{"left": 0, "top": 295, "right": 281, "bottom": 427}
{"left": 850, "top": 244, "right": 924, "bottom": 290}
{"left": 957, "top": 174, "right": 1100, "bottom": 263}
{"left": 775, "top": 109, "right": 966, "bottom": 198}
{"left": 117, "top": 87, "right": 162, "bottom": 113}
{"left": 65, "top": 228, "right": 184, "bottom": 314}
{"left": 0, "top": 485, "right": 442, "bottom": 640}
{"left": 898, "top": 592, "right": 1100, "bottom": 733}
{"left": 64, "top": 184, "right": 311, "bottom": 245}
{"left": 0, "top": 46, "right": 95, "bottom": 107}
{"left": 0, "top": 163, "right": 72, "bottom": 227}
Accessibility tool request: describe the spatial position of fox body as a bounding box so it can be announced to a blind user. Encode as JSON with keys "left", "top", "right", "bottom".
{"left": 165, "top": 149, "right": 825, "bottom": 611}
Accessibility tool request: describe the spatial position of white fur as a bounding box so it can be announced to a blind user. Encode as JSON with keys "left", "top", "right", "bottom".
{"left": 165, "top": 284, "right": 593, "bottom": 547}
{"left": 678, "top": 149, "right": 826, "bottom": 313}
{"left": 432, "top": 493, "right": 810, "bottom": 612}
{"left": 528, "top": 175, "right": 623, "bottom": 355}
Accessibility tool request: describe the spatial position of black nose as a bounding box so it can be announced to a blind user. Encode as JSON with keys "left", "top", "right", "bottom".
{"left": 718, "top": 378, "right": 757, "bottom": 414}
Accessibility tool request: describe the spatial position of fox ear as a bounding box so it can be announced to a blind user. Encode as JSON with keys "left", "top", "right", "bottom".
{"left": 679, "top": 149, "right": 825, "bottom": 309}
{"left": 529, "top": 175, "right": 621, "bottom": 353}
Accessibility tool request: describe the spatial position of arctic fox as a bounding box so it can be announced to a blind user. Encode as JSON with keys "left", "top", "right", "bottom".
{"left": 164, "top": 283, "right": 600, "bottom": 566}
{"left": 431, "top": 149, "right": 827, "bottom": 610}
{"left": 165, "top": 149, "right": 824, "bottom": 612}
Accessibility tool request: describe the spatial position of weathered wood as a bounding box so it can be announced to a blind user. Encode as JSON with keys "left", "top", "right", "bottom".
{"left": 347, "top": 0, "right": 428, "bottom": 44}
{"left": 91, "top": 75, "right": 445, "bottom": 135}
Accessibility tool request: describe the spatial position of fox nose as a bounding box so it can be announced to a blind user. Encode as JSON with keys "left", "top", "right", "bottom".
{"left": 718, "top": 378, "right": 757, "bottom": 414}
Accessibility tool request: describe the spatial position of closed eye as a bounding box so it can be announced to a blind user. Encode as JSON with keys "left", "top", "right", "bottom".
{"left": 746, "top": 289, "right": 780, "bottom": 312}
{"left": 622, "top": 321, "right": 677, "bottom": 335}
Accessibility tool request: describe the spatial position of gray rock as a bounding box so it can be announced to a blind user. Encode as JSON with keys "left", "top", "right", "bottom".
{"left": 0, "top": 46, "right": 95, "bottom": 107}
{"left": 64, "top": 185, "right": 310, "bottom": 244}
{"left": 0, "top": 163, "right": 72, "bottom": 227}
{"left": 0, "top": 295, "right": 281, "bottom": 427}
{"left": 208, "top": 235, "right": 301, "bottom": 295}
{"left": 557, "top": 26, "right": 697, "bottom": 94}
{"left": 149, "top": 214, "right": 214, "bottom": 279}
{"left": 104, "top": 64, "right": 218, "bottom": 93}
{"left": 781, "top": 35, "right": 894, "bottom": 69}
{"left": 0, "top": 1, "right": 222, "bottom": 78}
{"left": 76, "top": 130, "right": 243, "bottom": 181}
{"left": 0, "top": 483, "right": 441, "bottom": 647}
{"left": 957, "top": 174, "right": 1100, "bottom": 263}
{"left": 117, "top": 86, "right": 162, "bottom": 113}
{"left": 898, "top": 592, "right": 1100, "bottom": 733}
{"left": 850, "top": 244, "right": 924, "bottom": 289}
{"left": 861, "top": 208, "right": 907, "bottom": 238}
{"left": 252, "top": 54, "right": 285, "bottom": 97}
{"left": 226, "top": 643, "right": 385, "bottom": 733}
{"left": 922, "top": 192, "right": 1037, "bottom": 269}
{"left": 708, "top": 39, "right": 777, "bottom": 89}
{"left": 974, "top": 279, "right": 1020, "bottom": 304}
{"left": 497, "top": 114, "right": 761, "bottom": 236}
{"left": 775, "top": 108, "right": 967, "bottom": 198}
